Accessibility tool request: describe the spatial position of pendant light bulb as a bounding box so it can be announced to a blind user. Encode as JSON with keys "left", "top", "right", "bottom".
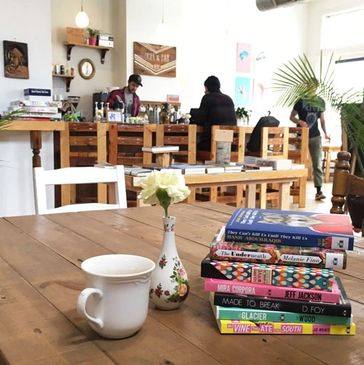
{"left": 75, "top": 1, "right": 89, "bottom": 28}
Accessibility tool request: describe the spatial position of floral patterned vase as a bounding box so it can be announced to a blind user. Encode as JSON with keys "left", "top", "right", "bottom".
{"left": 150, "top": 216, "right": 189, "bottom": 310}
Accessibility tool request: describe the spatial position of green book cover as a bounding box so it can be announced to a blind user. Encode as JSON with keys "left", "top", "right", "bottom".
{"left": 214, "top": 305, "right": 352, "bottom": 325}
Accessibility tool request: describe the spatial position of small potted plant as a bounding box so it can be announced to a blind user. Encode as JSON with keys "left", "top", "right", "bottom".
{"left": 236, "top": 106, "right": 251, "bottom": 126}
{"left": 87, "top": 28, "right": 99, "bottom": 46}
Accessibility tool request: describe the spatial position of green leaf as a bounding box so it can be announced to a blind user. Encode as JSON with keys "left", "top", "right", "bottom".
{"left": 156, "top": 188, "right": 171, "bottom": 217}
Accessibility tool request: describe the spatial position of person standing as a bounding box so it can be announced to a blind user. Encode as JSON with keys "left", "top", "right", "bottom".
{"left": 290, "top": 96, "right": 330, "bottom": 200}
{"left": 107, "top": 74, "right": 142, "bottom": 117}
{"left": 193, "top": 76, "right": 237, "bottom": 151}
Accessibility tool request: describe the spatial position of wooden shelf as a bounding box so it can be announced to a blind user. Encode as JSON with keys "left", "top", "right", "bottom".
{"left": 64, "top": 42, "right": 112, "bottom": 64}
{"left": 52, "top": 73, "right": 74, "bottom": 92}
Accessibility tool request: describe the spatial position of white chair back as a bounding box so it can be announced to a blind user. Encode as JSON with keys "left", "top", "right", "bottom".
{"left": 34, "top": 165, "right": 127, "bottom": 214}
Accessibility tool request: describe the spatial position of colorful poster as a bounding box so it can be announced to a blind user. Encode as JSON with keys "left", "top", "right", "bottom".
{"left": 235, "top": 77, "right": 251, "bottom": 107}
{"left": 236, "top": 43, "right": 252, "bottom": 73}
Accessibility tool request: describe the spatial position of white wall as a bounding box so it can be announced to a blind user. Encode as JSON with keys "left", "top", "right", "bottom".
{"left": 126, "top": 0, "right": 308, "bottom": 125}
{"left": 51, "top": 0, "right": 126, "bottom": 120}
{"left": 306, "top": 0, "right": 364, "bottom": 60}
{"left": 305, "top": 0, "right": 364, "bottom": 146}
{"left": 0, "top": 0, "right": 53, "bottom": 217}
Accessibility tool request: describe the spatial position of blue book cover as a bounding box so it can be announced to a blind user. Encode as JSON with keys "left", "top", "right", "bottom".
{"left": 225, "top": 208, "right": 354, "bottom": 250}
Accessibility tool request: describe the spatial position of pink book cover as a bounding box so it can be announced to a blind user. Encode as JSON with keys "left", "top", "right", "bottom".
{"left": 204, "top": 278, "right": 340, "bottom": 304}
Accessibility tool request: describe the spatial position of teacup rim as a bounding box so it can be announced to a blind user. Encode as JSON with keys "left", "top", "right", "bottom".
{"left": 81, "top": 254, "right": 155, "bottom": 278}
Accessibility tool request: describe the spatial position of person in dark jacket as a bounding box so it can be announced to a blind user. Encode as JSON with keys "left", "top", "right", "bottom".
{"left": 194, "top": 76, "right": 237, "bottom": 151}
{"left": 107, "top": 74, "right": 142, "bottom": 117}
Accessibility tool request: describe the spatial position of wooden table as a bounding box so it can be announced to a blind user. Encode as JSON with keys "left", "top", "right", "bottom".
{"left": 126, "top": 168, "right": 308, "bottom": 209}
{"left": 5, "top": 120, "right": 66, "bottom": 167}
{"left": 0, "top": 204, "right": 362, "bottom": 364}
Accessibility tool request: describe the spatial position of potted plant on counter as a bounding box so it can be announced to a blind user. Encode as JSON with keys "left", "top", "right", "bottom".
{"left": 236, "top": 106, "right": 251, "bottom": 126}
{"left": 87, "top": 28, "right": 99, "bottom": 46}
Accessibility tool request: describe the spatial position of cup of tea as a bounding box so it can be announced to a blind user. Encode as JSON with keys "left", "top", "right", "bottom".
{"left": 77, "top": 254, "right": 155, "bottom": 339}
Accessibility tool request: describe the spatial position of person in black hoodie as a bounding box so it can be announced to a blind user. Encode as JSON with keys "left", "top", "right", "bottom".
{"left": 194, "top": 76, "right": 237, "bottom": 151}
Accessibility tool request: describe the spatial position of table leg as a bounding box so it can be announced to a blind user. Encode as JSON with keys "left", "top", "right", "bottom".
{"left": 187, "top": 187, "right": 196, "bottom": 204}
{"left": 30, "top": 131, "right": 42, "bottom": 168}
{"left": 236, "top": 185, "right": 244, "bottom": 207}
{"left": 210, "top": 187, "right": 218, "bottom": 202}
{"left": 245, "top": 184, "right": 256, "bottom": 208}
{"left": 280, "top": 182, "right": 291, "bottom": 210}
{"left": 260, "top": 183, "right": 267, "bottom": 209}
{"left": 325, "top": 151, "right": 331, "bottom": 183}
{"left": 298, "top": 177, "right": 306, "bottom": 208}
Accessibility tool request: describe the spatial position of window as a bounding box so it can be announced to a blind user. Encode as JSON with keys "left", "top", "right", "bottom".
{"left": 321, "top": 8, "right": 364, "bottom": 50}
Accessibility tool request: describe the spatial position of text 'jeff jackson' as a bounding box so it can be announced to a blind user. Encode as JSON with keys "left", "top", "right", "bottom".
{"left": 285, "top": 290, "right": 322, "bottom": 301}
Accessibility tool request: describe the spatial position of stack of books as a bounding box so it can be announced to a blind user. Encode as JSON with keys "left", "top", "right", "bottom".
{"left": 9, "top": 89, "right": 61, "bottom": 120}
{"left": 201, "top": 208, "right": 356, "bottom": 335}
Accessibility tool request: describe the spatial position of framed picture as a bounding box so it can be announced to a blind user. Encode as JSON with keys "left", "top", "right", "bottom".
{"left": 107, "top": 111, "right": 122, "bottom": 122}
{"left": 3, "top": 40, "right": 29, "bottom": 79}
{"left": 133, "top": 42, "right": 176, "bottom": 78}
{"left": 236, "top": 43, "right": 252, "bottom": 74}
{"left": 235, "top": 77, "right": 252, "bottom": 107}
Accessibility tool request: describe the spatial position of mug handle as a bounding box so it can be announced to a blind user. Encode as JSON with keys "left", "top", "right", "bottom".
{"left": 77, "top": 288, "right": 104, "bottom": 328}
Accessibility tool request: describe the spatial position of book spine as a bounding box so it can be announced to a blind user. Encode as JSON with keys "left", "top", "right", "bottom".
{"left": 24, "top": 95, "right": 52, "bottom": 101}
{"left": 225, "top": 229, "right": 353, "bottom": 250}
{"left": 217, "top": 320, "right": 356, "bottom": 335}
{"left": 24, "top": 88, "right": 51, "bottom": 96}
{"left": 201, "top": 257, "right": 334, "bottom": 290}
{"left": 214, "top": 306, "right": 352, "bottom": 325}
{"left": 210, "top": 239, "right": 347, "bottom": 269}
{"left": 204, "top": 278, "right": 340, "bottom": 303}
{"left": 214, "top": 293, "right": 351, "bottom": 317}
{"left": 22, "top": 106, "right": 58, "bottom": 113}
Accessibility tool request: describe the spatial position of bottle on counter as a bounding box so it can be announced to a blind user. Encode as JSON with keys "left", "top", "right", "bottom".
{"left": 94, "top": 101, "right": 101, "bottom": 122}
{"left": 148, "top": 105, "right": 155, "bottom": 123}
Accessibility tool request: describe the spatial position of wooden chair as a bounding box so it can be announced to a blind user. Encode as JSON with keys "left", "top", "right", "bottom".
{"left": 59, "top": 122, "right": 108, "bottom": 205}
{"left": 260, "top": 127, "right": 289, "bottom": 159}
{"left": 255, "top": 127, "right": 289, "bottom": 208}
{"left": 34, "top": 165, "right": 127, "bottom": 215}
{"left": 156, "top": 124, "right": 197, "bottom": 164}
{"left": 198, "top": 126, "right": 248, "bottom": 206}
{"left": 331, "top": 151, "right": 364, "bottom": 235}
{"left": 288, "top": 127, "right": 309, "bottom": 207}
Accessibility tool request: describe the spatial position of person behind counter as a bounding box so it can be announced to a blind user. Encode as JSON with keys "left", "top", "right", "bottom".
{"left": 107, "top": 74, "right": 143, "bottom": 117}
{"left": 192, "top": 75, "right": 237, "bottom": 151}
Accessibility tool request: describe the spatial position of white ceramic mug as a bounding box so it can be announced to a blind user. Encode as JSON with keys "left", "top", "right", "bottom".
{"left": 77, "top": 254, "right": 155, "bottom": 339}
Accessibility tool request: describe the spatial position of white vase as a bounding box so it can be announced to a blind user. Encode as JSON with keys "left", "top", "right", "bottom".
{"left": 149, "top": 216, "right": 189, "bottom": 310}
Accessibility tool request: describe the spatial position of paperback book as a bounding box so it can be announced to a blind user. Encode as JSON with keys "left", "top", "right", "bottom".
{"left": 213, "top": 278, "right": 351, "bottom": 317}
{"left": 215, "top": 319, "right": 356, "bottom": 335}
{"left": 209, "top": 227, "right": 347, "bottom": 269}
{"left": 225, "top": 208, "right": 354, "bottom": 250}
{"left": 204, "top": 277, "right": 341, "bottom": 303}
{"left": 201, "top": 256, "right": 334, "bottom": 291}
{"left": 210, "top": 295, "right": 351, "bottom": 325}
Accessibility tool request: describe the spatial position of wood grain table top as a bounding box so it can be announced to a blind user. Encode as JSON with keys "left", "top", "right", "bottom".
{"left": 0, "top": 203, "right": 363, "bottom": 365}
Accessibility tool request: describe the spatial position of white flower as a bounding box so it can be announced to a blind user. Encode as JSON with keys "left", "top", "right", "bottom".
{"left": 138, "top": 170, "right": 190, "bottom": 207}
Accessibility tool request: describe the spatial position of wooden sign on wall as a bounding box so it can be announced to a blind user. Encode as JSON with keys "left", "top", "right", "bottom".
{"left": 133, "top": 42, "right": 176, "bottom": 78}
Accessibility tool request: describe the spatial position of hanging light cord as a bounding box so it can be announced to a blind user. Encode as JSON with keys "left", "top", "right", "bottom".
{"left": 162, "top": 0, "right": 165, "bottom": 24}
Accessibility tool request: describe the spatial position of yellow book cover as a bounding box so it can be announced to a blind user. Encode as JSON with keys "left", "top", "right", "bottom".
{"left": 217, "top": 319, "right": 356, "bottom": 335}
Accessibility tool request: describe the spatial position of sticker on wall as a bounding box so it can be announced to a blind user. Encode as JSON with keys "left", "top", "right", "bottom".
{"left": 235, "top": 77, "right": 251, "bottom": 107}
{"left": 133, "top": 42, "right": 176, "bottom": 78}
{"left": 3, "top": 40, "right": 29, "bottom": 79}
{"left": 236, "top": 43, "right": 252, "bottom": 73}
